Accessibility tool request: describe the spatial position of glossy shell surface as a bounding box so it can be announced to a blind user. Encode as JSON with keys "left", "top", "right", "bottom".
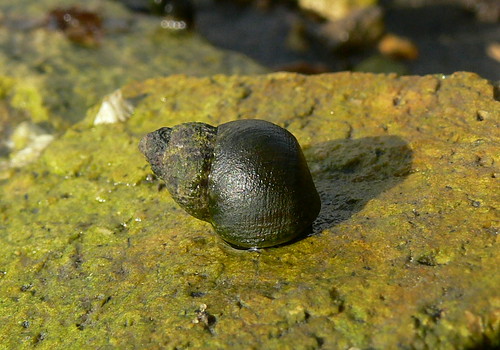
{"left": 139, "top": 119, "right": 321, "bottom": 248}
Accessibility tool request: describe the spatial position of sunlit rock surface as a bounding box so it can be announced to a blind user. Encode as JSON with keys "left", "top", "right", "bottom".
{"left": 0, "top": 72, "right": 498, "bottom": 349}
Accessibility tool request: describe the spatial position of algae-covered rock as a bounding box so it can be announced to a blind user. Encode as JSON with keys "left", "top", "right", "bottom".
{"left": 0, "top": 76, "right": 55, "bottom": 178}
{"left": 0, "top": 72, "right": 498, "bottom": 349}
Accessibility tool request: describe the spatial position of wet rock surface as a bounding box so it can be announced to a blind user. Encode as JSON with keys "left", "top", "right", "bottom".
{"left": 190, "top": 0, "right": 500, "bottom": 80}
{"left": 0, "top": 72, "right": 498, "bottom": 349}
{"left": 382, "top": 0, "right": 500, "bottom": 80}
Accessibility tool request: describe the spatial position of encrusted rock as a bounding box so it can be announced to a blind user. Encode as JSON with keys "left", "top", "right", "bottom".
{"left": 0, "top": 72, "right": 498, "bottom": 349}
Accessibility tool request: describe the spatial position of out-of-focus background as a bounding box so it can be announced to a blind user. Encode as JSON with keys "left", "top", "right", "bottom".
{"left": 192, "top": 0, "right": 500, "bottom": 79}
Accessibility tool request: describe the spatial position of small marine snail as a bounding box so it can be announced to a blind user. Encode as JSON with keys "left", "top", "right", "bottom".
{"left": 139, "top": 119, "right": 321, "bottom": 248}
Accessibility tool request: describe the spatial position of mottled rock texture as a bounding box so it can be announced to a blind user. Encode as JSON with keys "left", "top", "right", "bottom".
{"left": 0, "top": 72, "right": 498, "bottom": 349}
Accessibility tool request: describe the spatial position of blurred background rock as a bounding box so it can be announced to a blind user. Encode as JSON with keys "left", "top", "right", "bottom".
{"left": 168, "top": 0, "right": 499, "bottom": 78}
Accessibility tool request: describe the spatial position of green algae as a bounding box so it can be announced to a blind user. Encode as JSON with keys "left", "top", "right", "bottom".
{"left": 0, "top": 72, "right": 499, "bottom": 349}
{"left": 0, "top": 75, "right": 52, "bottom": 177}
{"left": 0, "top": 75, "right": 49, "bottom": 127}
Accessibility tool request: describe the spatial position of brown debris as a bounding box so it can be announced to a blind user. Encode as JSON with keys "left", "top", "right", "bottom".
{"left": 46, "top": 6, "right": 103, "bottom": 47}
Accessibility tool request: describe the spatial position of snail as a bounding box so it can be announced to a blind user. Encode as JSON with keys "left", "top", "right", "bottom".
{"left": 139, "top": 119, "right": 321, "bottom": 248}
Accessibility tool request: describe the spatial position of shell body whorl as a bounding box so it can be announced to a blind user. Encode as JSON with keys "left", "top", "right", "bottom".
{"left": 139, "top": 119, "right": 321, "bottom": 248}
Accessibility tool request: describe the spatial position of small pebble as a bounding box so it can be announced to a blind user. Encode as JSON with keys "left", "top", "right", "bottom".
{"left": 378, "top": 33, "right": 419, "bottom": 60}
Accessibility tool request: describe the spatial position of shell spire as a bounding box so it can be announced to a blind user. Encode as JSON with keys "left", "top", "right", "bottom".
{"left": 139, "top": 123, "right": 217, "bottom": 220}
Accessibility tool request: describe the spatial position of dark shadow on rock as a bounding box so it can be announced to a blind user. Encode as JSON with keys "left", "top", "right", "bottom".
{"left": 305, "top": 135, "right": 413, "bottom": 234}
{"left": 464, "top": 338, "right": 499, "bottom": 350}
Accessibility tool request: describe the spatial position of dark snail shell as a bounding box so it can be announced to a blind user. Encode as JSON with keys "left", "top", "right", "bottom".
{"left": 139, "top": 119, "right": 321, "bottom": 248}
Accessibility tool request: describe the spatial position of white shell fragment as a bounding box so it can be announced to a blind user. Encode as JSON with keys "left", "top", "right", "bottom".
{"left": 10, "top": 134, "right": 54, "bottom": 168}
{"left": 6, "top": 121, "right": 55, "bottom": 169}
{"left": 94, "top": 89, "right": 134, "bottom": 125}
